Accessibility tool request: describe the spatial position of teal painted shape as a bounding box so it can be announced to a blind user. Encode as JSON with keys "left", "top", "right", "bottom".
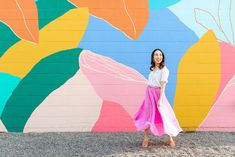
{"left": 36, "top": 0, "right": 75, "bottom": 29}
{"left": 0, "top": 73, "right": 21, "bottom": 116}
{"left": 1, "top": 48, "right": 82, "bottom": 132}
{"left": 0, "top": 0, "right": 75, "bottom": 57}
{"left": 149, "top": 0, "right": 180, "bottom": 10}
{"left": 0, "top": 23, "right": 20, "bottom": 57}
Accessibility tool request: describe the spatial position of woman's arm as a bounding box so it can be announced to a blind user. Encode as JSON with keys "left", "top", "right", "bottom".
{"left": 158, "top": 81, "right": 166, "bottom": 107}
{"left": 158, "top": 67, "right": 169, "bottom": 107}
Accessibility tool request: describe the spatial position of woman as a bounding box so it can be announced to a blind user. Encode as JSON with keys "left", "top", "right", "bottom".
{"left": 133, "top": 49, "right": 182, "bottom": 147}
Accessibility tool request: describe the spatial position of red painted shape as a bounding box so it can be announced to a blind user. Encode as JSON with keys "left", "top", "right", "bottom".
{"left": 92, "top": 100, "right": 137, "bottom": 132}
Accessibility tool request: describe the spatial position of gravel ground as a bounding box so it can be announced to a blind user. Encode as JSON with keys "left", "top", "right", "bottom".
{"left": 0, "top": 132, "right": 235, "bottom": 157}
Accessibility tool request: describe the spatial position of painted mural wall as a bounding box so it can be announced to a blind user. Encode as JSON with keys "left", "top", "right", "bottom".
{"left": 0, "top": 0, "right": 234, "bottom": 132}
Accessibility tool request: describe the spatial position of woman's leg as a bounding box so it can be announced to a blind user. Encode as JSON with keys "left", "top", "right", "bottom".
{"left": 142, "top": 128, "right": 150, "bottom": 147}
{"left": 167, "top": 135, "right": 175, "bottom": 147}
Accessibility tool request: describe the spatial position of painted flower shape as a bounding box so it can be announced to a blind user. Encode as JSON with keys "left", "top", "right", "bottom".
{"left": 68, "top": 0, "right": 149, "bottom": 39}
{"left": 0, "top": 0, "right": 39, "bottom": 43}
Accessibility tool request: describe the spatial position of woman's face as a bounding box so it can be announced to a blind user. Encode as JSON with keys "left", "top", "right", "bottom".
{"left": 154, "top": 50, "right": 163, "bottom": 64}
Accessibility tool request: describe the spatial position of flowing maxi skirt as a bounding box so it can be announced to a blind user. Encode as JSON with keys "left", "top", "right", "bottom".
{"left": 133, "top": 86, "right": 182, "bottom": 136}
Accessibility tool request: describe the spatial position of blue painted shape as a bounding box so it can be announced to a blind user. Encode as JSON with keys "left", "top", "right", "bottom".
{"left": 148, "top": 0, "right": 180, "bottom": 10}
{"left": 0, "top": 73, "right": 21, "bottom": 116}
{"left": 78, "top": 9, "right": 198, "bottom": 106}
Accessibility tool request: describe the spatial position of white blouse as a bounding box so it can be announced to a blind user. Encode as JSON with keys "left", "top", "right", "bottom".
{"left": 147, "top": 66, "right": 169, "bottom": 87}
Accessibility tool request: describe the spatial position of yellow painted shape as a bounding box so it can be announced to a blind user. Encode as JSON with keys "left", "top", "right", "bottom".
{"left": 173, "top": 30, "right": 221, "bottom": 131}
{"left": 0, "top": 8, "right": 89, "bottom": 78}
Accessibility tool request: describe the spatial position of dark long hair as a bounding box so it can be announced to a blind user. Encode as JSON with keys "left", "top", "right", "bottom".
{"left": 149, "top": 49, "right": 165, "bottom": 71}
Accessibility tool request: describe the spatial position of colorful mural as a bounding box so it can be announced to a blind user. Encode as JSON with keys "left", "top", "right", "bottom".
{"left": 0, "top": 0, "right": 234, "bottom": 132}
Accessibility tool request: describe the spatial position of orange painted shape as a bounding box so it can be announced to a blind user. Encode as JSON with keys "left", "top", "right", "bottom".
{"left": 0, "top": 0, "right": 39, "bottom": 43}
{"left": 69, "top": 0, "right": 149, "bottom": 39}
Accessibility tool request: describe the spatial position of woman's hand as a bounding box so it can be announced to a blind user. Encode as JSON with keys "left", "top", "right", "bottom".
{"left": 157, "top": 99, "right": 162, "bottom": 107}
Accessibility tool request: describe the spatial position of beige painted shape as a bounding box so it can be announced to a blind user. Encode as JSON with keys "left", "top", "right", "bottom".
{"left": 0, "top": 120, "right": 7, "bottom": 132}
{"left": 24, "top": 70, "right": 102, "bottom": 132}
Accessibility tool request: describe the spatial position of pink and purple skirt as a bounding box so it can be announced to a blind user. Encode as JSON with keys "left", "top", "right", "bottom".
{"left": 133, "top": 86, "right": 182, "bottom": 136}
